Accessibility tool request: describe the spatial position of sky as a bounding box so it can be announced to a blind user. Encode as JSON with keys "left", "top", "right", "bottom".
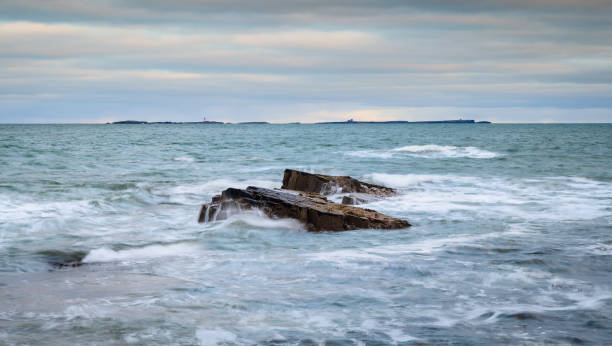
{"left": 1, "top": 0, "right": 611, "bottom": 123}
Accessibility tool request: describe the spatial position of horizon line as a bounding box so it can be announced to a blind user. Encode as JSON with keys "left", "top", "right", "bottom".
{"left": 2, "top": 121, "right": 612, "bottom": 125}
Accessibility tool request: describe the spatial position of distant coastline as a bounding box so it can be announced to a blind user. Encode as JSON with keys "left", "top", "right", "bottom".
{"left": 108, "top": 119, "right": 491, "bottom": 125}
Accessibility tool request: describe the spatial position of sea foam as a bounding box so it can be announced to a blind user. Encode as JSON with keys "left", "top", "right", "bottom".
{"left": 205, "top": 209, "right": 305, "bottom": 231}
{"left": 363, "top": 173, "right": 612, "bottom": 222}
{"left": 172, "top": 156, "right": 195, "bottom": 162}
{"left": 195, "top": 329, "right": 237, "bottom": 346}
{"left": 392, "top": 144, "right": 499, "bottom": 158}
{"left": 346, "top": 144, "right": 499, "bottom": 159}
{"left": 82, "top": 243, "right": 201, "bottom": 263}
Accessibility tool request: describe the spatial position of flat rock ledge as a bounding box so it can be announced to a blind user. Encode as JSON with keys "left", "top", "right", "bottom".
{"left": 281, "top": 169, "right": 396, "bottom": 196}
{"left": 199, "top": 186, "right": 410, "bottom": 232}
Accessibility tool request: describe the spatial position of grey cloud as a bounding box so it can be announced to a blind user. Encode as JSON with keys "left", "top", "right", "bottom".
{"left": 0, "top": 0, "right": 611, "bottom": 122}
{"left": 1, "top": 0, "right": 611, "bottom": 26}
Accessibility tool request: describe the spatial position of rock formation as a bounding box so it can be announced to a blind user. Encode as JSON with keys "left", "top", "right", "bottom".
{"left": 281, "top": 169, "right": 395, "bottom": 196}
{"left": 199, "top": 186, "right": 410, "bottom": 232}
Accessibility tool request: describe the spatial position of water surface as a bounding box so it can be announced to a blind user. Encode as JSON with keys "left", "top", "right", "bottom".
{"left": 1, "top": 123, "right": 611, "bottom": 345}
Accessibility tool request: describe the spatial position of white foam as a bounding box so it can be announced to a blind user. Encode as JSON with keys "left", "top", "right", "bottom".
{"left": 371, "top": 231, "right": 507, "bottom": 256}
{"left": 392, "top": 144, "right": 499, "bottom": 159}
{"left": 304, "top": 232, "right": 502, "bottom": 267}
{"left": 406, "top": 286, "right": 612, "bottom": 329}
{"left": 207, "top": 209, "right": 305, "bottom": 231}
{"left": 172, "top": 156, "right": 195, "bottom": 162}
{"left": 64, "top": 303, "right": 112, "bottom": 320}
{"left": 471, "top": 290, "right": 612, "bottom": 325}
{"left": 307, "top": 249, "right": 387, "bottom": 266}
{"left": 345, "top": 144, "right": 499, "bottom": 160}
{"left": 581, "top": 243, "right": 612, "bottom": 256}
{"left": 305, "top": 225, "right": 541, "bottom": 266}
{"left": 195, "top": 329, "right": 237, "bottom": 346}
{"left": 363, "top": 173, "right": 612, "bottom": 222}
{"left": 0, "top": 198, "right": 93, "bottom": 221}
{"left": 387, "top": 329, "right": 419, "bottom": 342}
{"left": 359, "top": 320, "right": 418, "bottom": 343}
{"left": 392, "top": 144, "right": 457, "bottom": 153}
{"left": 82, "top": 243, "right": 201, "bottom": 263}
{"left": 364, "top": 173, "right": 474, "bottom": 188}
{"left": 345, "top": 150, "right": 395, "bottom": 159}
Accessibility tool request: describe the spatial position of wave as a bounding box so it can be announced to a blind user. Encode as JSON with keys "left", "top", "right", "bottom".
{"left": 82, "top": 243, "right": 201, "bottom": 263}
{"left": 364, "top": 172, "right": 474, "bottom": 188}
{"left": 392, "top": 144, "right": 499, "bottom": 158}
{"left": 346, "top": 144, "right": 499, "bottom": 159}
{"left": 0, "top": 198, "right": 96, "bottom": 221}
{"left": 362, "top": 173, "right": 612, "bottom": 222}
{"left": 204, "top": 209, "right": 305, "bottom": 231}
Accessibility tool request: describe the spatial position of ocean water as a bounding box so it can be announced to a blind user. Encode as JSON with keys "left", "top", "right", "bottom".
{"left": 0, "top": 123, "right": 611, "bottom": 345}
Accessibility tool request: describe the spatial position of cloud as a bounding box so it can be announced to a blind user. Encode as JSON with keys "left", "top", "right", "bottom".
{"left": 0, "top": 1, "right": 611, "bottom": 122}
{"left": 233, "top": 30, "right": 381, "bottom": 51}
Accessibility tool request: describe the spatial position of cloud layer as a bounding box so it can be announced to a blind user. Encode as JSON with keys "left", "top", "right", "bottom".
{"left": 0, "top": 1, "right": 611, "bottom": 122}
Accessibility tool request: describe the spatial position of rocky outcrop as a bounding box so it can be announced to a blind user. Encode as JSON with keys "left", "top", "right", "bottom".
{"left": 199, "top": 186, "right": 410, "bottom": 232}
{"left": 281, "top": 169, "right": 396, "bottom": 196}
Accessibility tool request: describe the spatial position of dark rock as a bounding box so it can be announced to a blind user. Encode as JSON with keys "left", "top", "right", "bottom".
{"left": 199, "top": 186, "right": 410, "bottom": 232}
{"left": 281, "top": 169, "right": 396, "bottom": 196}
{"left": 36, "top": 250, "right": 87, "bottom": 268}
{"left": 503, "top": 312, "right": 541, "bottom": 320}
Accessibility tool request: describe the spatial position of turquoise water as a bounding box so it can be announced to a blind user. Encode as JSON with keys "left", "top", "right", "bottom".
{"left": 1, "top": 123, "right": 611, "bottom": 345}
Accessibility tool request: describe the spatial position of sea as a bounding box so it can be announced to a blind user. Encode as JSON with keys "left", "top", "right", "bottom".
{"left": 0, "top": 123, "right": 611, "bottom": 345}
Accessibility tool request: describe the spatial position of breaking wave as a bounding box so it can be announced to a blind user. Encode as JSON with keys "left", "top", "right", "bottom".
{"left": 392, "top": 144, "right": 499, "bottom": 158}
{"left": 204, "top": 209, "right": 305, "bottom": 231}
{"left": 82, "top": 243, "right": 201, "bottom": 263}
{"left": 346, "top": 144, "right": 499, "bottom": 159}
{"left": 363, "top": 173, "right": 612, "bottom": 222}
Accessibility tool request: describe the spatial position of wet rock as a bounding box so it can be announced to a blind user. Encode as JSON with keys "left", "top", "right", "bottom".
{"left": 36, "top": 250, "right": 87, "bottom": 268}
{"left": 503, "top": 312, "right": 541, "bottom": 320}
{"left": 281, "top": 169, "right": 396, "bottom": 196}
{"left": 341, "top": 195, "right": 368, "bottom": 205}
{"left": 199, "top": 186, "right": 410, "bottom": 232}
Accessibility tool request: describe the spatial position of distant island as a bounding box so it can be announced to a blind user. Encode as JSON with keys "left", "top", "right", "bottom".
{"left": 109, "top": 120, "right": 224, "bottom": 124}
{"left": 316, "top": 119, "right": 491, "bottom": 124}
{"left": 109, "top": 120, "right": 274, "bottom": 125}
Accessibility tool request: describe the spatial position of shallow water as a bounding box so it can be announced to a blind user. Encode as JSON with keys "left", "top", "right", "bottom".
{"left": 1, "top": 123, "right": 611, "bottom": 345}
